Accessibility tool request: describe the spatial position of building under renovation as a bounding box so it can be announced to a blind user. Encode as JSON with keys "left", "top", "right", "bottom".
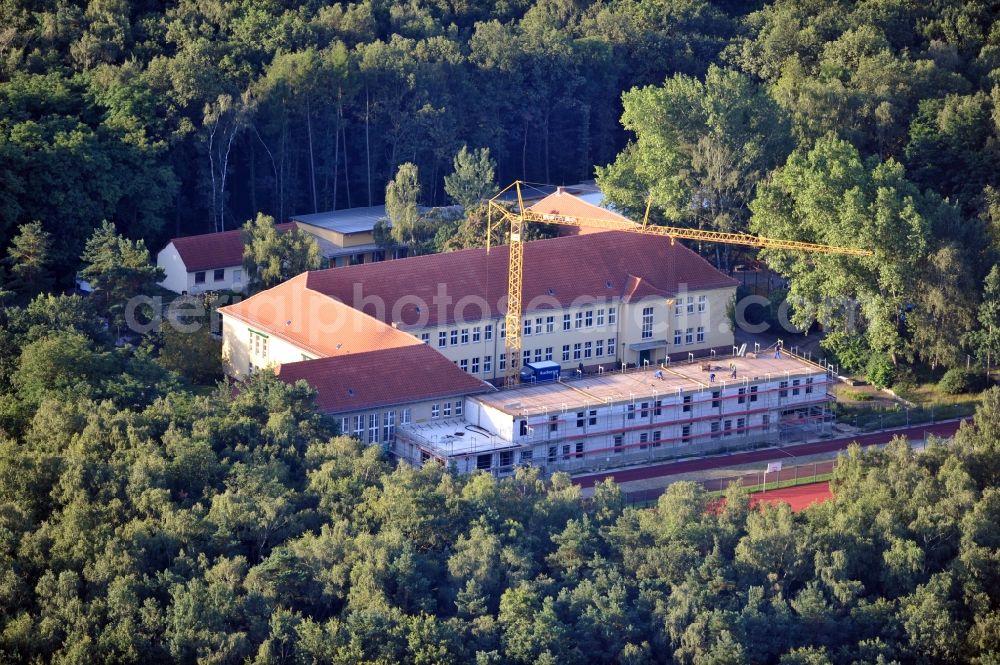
{"left": 394, "top": 350, "right": 832, "bottom": 475}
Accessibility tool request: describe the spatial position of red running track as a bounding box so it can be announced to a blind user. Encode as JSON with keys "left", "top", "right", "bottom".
{"left": 751, "top": 482, "right": 832, "bottom": 512}
{"left": 574, "top": 419, "right": 968, "bottom": 489}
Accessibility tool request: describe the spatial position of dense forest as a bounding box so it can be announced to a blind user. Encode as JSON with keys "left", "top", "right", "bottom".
{"left": 4, "top": 0, "right": 1000, "bottom": 662}
{"left": 2, "top": 274, "right": 1000, "bottom": 662}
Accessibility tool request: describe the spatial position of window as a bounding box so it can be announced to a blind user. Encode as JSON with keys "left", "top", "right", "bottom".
{"left": 499, "top": 353, "right": 506, "bottom": 370}
{"left": 608, "top": 308, "right": 617, "bottom": 325}
{"left": 682, "top": 425, "right": 691, "bottom": 440}
{"left": 545, "top": 347, "right": 553, "bottom": 361}
{"left": 584, "top": 341, "right": 592, "bottom": 359}
{"left": 499, "top": 450, "right": 514, "bottom": 467}
{"left": 473, "top": 326, "right": 481, "bottom": 342}
{"left": 194, "top": 271, "right": 206, "bottom": 284}
{"left": 484, "top": 356, "right": 492, "bottom": 374}
{"left": 471, "top": 357, "right": 480, "bottom": 374}
{"left": 779, "top": 380, "right": 789, "bottom": 398}
{"left": 548, "top": 446, "right": 557, "bottom": 462}
{"left": 546, "top": 316, "right": 555, "bottom": 333}
{"left": 459, "top": 328, "right": 468, "bottom": 345}
{"left": 431, "top": 404, "right": 440, "bottom": 419}
{"left": 738, "top": 387, "right": 746, "bottom": 404}
{"left": 682, "top": 395, "right": 692, "bottom": 413}
{"left": 642, "top": 306, "right": 654, "bottom": 339}
{"left": 368, "top": 413, "right": 379, "bottom": 443}
{"left": 520, "top": 450, "right": 533, "bottom": 463}
{"left": 595, "top": 339, "right": 604, "bottom": 357}
{"left": 575, "top": 312, "right": 583, "bottom": 329}
{"left": 585, "top": 310, "right": 593, "bottom": 327}
{"left": 383, "top": 411, "right": 395, "bottom": 441}
{"left": 450, "top": 330, "right": 458, "bottom": 346}
{"left": 607, "top": 338, "right": 616, "bottom": 356}
{"left": 762, "top": 414, "right": 770, "bottom": 428}
{"left": 575, "top": 441, "right": 584, "bottom": 459}
{"left": 750, "top": 386, "right": 758, "bottom": 402}
{"left": 534, "top": 317, "right": 543, "bottom": 335}
{"left": 213, "top": 268, "right": 225, "bottom": 282}
{"left": 523, "top": 349, "right": 531, "bottom": 366}
{"left": 792, "top": 379, "right": 801, "bottom": 396}
{"left": 639, "top": 432, "right": 649, "bottom": 449}
{"left": 685, "top": 328, "right": 693, "bottom": 345}
{"left": 477, "top": 454, "right": 492, "bottom": 470}
{"left": 401, "top": 409, "right": 412, "bottom": 425}
{"left": 696, "top": 326, "right": 705, "bottom": 343}
{"left": 249, "top": 330, "right": 269, "bottom": 362}
{"left": 711, "top": 422, "right": 721, "bottom": 439}
{"left": 806, "top": 377, "right": 814, "bottom": 394}
{"left": 597, "top": 309, "right": 605, "bottom": 326}
{"left": 698, "top": 295, "right": 707, "bottom": 312}
{"left": 589, "top": 410, "right": 597, "bottom": 426}
{"left": 438, "top": 331, "right": 447, "bottom": 347}
{"left": 523, "top": 319, "right": 532, "bottom": 336}
{"left": 420, "top": 332, "right": 430, "bottom": 344}
{"left": 550, "top": 415, "right": 559, "bottom": 432}
{"left": 674, "top": 330, "right": 682, "bottom": 346}
{"left": 534, "top": 348, "right": 542, "bottom": 363}
{"left": 563, "top": 313, "right": 571, "bottom": 331}
{"left": 737, "top": 417, "right": 745, "bottom": 432}
{"left": 686, "top": 296, "right": 694, "bottom": 314}
{"left": 712, "top": 390, "right": 721, "bottom": 408}
{"left": 232, "top": 268, "right": 242, "bottom": 286}
{"left": 654, "top": 399, "right": 663, "bottom": 416}
{"left": 724, "top": 419, "right": 733, "bottom": 436}
{"left": 573, "top": 343, "right": 582, "bottom": 360}
{"left": 627, "top": 404, "right": 635, "bottom": 420}
{"left": 614, "top": 435, "right": 624, "bottom": 453}
{"left": 652, "top": 431, "right": 662, "bottom": 447}
{"left": 576, "top": 411, "right": 585, "bottom": 428}
{"left": 455, "top": 401, "right": 463, "bottom": 416}
{"left": 562, "top": 345, "right": 570, "bottom": 361}
{"left": 485, "top": 324, "right": 493, "bottom": 341}
{"left": 341, "top": 417, "right": 349, "bottom": 434}
{"left": 674, "top": 300, "right": 682, "bottom": 316}
{"left": 500, "top": 322, "right": 506, "bottom": 339}
{"left": 460, "top": 359, "right": 469, "bottom": 372}
{"left": 562, "top": 444, "right": 571, "bottom": 460}
{"left": 639, "top": 402, "right": 649, "bottom": 418}
{"left": 353, "top": 415, "right": 364, "bottom": 439}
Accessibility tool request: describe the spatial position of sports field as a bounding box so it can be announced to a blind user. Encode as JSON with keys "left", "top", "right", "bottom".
{"left": 750, "top": 481, "right": 832, "bottom": 512}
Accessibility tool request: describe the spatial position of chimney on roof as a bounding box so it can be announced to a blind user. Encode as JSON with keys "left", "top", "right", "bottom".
{"left": 556, "top": 186, "right": 566, "bottom": 195}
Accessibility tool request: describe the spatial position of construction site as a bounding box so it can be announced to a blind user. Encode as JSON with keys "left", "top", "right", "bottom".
{"left": 221, "top": 182, "right": 869, "bottom": 476}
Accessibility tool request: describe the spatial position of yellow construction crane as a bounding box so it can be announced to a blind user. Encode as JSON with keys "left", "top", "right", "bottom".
{"left": 486, "top": 181, "right": 872, "bottom": 387}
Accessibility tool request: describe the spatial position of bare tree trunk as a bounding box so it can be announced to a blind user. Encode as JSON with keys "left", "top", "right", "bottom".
{"left": 332, "top": 101, "right": 341, "bottom": 210}
{"left": 218, "top": 126, "right": 237, "bottom": 231}
{"left": 342, "top": 120, "right": 352, "bottom": 209}
{"left": 252, "top": 125, "right": 279, "bottom": 218}
{"left": 365, "top": 88, "right": 372, "bottom": 207}
{"left": 249, "top": 138, "right": 256, "bottom": 216}
{"left": 305, "top": 97, "right": 318, "bottom": 213}
{"left": 207, "top": 120, "right": 219, "bottom": 232}
{"left": 522, "top": 116, "right": 528, "bottom": 181}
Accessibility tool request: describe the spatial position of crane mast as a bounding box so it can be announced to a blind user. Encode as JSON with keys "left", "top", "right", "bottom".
{"left": 486, "top": 181, "right": 872, "bottom": 387}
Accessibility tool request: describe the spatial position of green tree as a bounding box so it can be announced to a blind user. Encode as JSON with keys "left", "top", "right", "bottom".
{"left": 444, "top": 146, "right": 496, "bottom": 211}
{"left": 6, "top": 221, "right": 53, "bottom": 298}
{"left": 242, "top": 213, "right": 321, "bottom": 292}
{"left": 598, "top": 65, "right": 792, "bottom": 247}
{"left": 385, "top": 162, "right": 432, "bottom": 251}
{"left": 79, "top": 221, "right": 163, "bottom": 329}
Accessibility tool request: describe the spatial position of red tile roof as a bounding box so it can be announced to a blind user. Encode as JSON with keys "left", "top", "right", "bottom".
{"left": 219, "top": 273, "right": 421, "bottom": 358}
{"left": 529, "top": 188, "right": 632, "bottom": 225}
{"left": 275, "top": 345, "right": 493, "bottom": 414}
{"left": 304, "top": 230, "right": 737, "bottom": 327}
{"left": 166, "top": 222, "right": 297, "bottom": 272}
